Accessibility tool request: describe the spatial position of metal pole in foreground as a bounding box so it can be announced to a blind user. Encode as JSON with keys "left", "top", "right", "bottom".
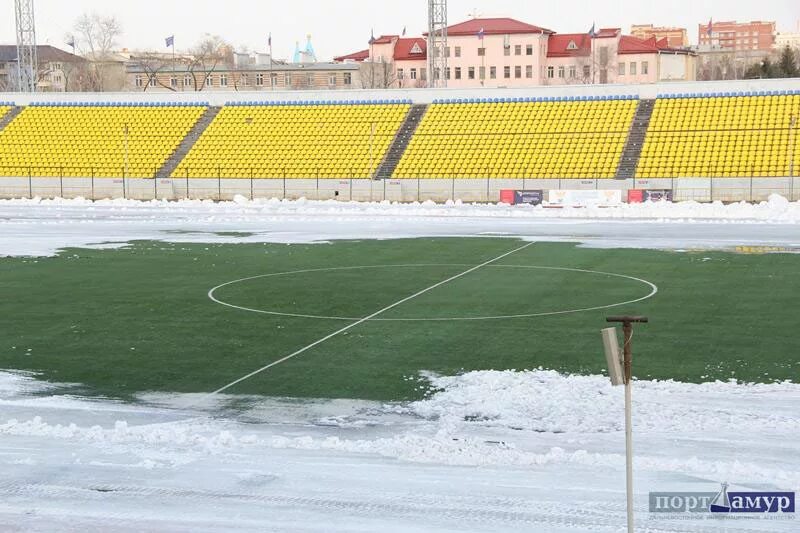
{"left": 606, "top": 316, "right": 648, "bottom": 533}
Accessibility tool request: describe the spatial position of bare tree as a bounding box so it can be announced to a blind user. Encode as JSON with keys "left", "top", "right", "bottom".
{"left": 128, "top": 52, "right": 177, "bottom": 92}
{"left": 69, "top": 13, "right": 123, "bottom": 91}
{"left": 359, "top": 60, "right": 397, "bottom": 89}
{"left": 186, "top": 34, "right": 233, "bottom": 92}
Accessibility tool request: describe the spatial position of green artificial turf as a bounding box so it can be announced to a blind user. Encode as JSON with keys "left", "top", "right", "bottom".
{"left": 1, "top": 238, "right": 797, "bottom": 401}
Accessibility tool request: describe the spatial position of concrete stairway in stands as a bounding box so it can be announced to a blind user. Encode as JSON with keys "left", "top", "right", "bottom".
{"left": 156, "top": 106, "right": 221, "bottom": 179}
{"left": 373, "top": 104, "right": 429, "bottom": 180}
{"left": 0, "top": 106, "right": 24, "bottom": 132}
{"left": 615, "top": 99, "right": 655, "bottom": 179}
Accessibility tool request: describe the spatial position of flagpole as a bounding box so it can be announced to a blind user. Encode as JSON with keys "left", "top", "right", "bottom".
{"left": 269, "top": 33, "right": 274, "bottom": 90}
{"left": 172, "top": 39, "right": 176, "bottom": 91}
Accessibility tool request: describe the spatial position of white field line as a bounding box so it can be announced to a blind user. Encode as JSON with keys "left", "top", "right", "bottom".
{"left": 199, "top": 242, "right": 534, "bottom": 401}
{"left": 208, "top": 264, "right": 658, "bottom": 322}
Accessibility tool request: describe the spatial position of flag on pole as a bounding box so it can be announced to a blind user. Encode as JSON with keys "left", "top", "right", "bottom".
{"left": 369, "top": 29, "right": 376, "bottom": 44}
{"left": 588, "top": 23, "right": 597, "bottom": 38}
{"left": 477, "top": 27, "right": 485, "bottom": 40}
{"left": 165, "top": 35, "right": 175, "bottom": 48}
{"left": 66, "top": 36, "right": 76, "bottom": 50}
{"left": 402, "top": 27, "right": 407, "bottom": 36}
{"left": 706, "top": 18, "right": 713, "bottom": 37}
{"left": 268, "top": 33, "right": 272, "bottom": 48}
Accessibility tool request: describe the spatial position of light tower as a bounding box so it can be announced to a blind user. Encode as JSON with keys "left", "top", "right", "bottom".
{"left": 15, "top": 0, "right": 38, "bottom": 92}
{"left": 427, "top": 0, "right": 448, "bottom": 88}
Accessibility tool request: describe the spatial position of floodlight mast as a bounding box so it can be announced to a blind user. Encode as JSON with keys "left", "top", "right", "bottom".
{"left": 427, "top": 0, "right": 448, "bottom": 88}
{"left": 606, "top": 316, "right": 649, "bottom": 533}
{"left": 15, "top": 0, "right": 38, "bottom": 93}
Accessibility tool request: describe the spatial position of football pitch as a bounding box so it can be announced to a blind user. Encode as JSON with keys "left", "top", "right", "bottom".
{"left": 1, "top": 238, "right": 797, "bottom": 401}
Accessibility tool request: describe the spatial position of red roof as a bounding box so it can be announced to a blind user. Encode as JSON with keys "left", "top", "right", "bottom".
{"left": 618, "top": 35, "right": 668, "bottom": 54}
{"left": 372, "top": 35, "right": 397, "bottom": 45}
{"left": 547, "top": 33, "right": 591, "bottom": 57}
{"left": 444, "top": 17, "right": 553, "bottom": 36}
{"left": 393, "top": 38, "right": 427, "bottom": 61}
{"left": 595, "top": 28, "right": 621, "bottom": 39}
{"left": 334, "top": 49, "right": 369, "bottom": 62}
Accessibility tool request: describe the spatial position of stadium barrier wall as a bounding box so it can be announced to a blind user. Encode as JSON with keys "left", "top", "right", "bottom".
{"left": 0, "top": 177, "right": 797, "bottom": 203}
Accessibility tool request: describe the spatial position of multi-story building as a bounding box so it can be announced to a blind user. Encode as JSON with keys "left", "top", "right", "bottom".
{"left": 125, "top": 51, "right": 362, "bottom": 92}
{"left": 631, "top": 24, "right": 689, "bottom": 48}
{"left": 775, "top": 21, "right": 800, "bottom": 50}
{"left": 698, "top": 20, "right": 776, "bottom": 52}
{"left": 0, "top": 45, "right": 86, "bottom": 92}
{"left": 335, "top": 17, "right": 695, "bottom": 88}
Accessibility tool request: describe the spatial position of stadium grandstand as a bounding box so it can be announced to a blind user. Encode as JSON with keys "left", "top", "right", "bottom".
{"left": 0, "top": 80, "right": 799, "bottom": 201}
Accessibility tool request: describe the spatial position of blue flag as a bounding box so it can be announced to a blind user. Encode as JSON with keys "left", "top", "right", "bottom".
{"left": 165, "top": 35, "right": 175, "bottom": 48}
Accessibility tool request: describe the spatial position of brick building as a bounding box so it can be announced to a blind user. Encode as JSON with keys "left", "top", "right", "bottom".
{"left": 631, "top": 24, "right": 689, "bottom": 48}
{"left": 698, "top": 20, "right": 776, "bottom": 52}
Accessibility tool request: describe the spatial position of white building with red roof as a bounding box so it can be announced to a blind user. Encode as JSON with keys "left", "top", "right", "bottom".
{"left": 334, "top": 17, "right": 695, "bottom": 88}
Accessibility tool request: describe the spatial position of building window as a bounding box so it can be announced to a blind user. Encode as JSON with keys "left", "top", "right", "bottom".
{"left": 420, "top": 68, "right": 427, "bottom": 81}
{"left": 526, "top": 44, "right": 533, "bottom": 56}
{"left": 445, "top": 67, "right": 451, "bottom": 79}
{"left": 410, "top": 68, "right": 417, "bottom": 80}
{"left": 445, "top": 46, "right": 451, "bottom": 58}
{"left": 307, "top": 74, "right": 314, "bottom": 86}
{"left": 478, "top": 47, "right": 486, "bottom": 56}
{"left": 569, "top": 65, "right": 576, "bottom": 78}
{"left": 504, "top": 66, "right": 511, "bottom": 78}
{"left": 641, "top": 61, "right": 649, "bottom": 75}
{"left": 468, "top": 67, "right": 475, "bottom": 79}
{"left": 183, "top": 75, "right": 192, "bottom": 88}
{"left": 220, "top": 74, "right": 228, "bottom": 87}
{"left": 479, "top": 66, "right": 486, "bottom": 80}
{"left": 515, "top": 66, "right": 522, "bottom": 78}
{"left": 329, "top": 74, "right": 337, "bottom": 86}
{"left": 547, "top": 66, "right": 554, "bottom": 78}
{"left": 490, "top": 66, "right": 497, "bottom": 79}
{"left": 397, "top": 68, "right": 404, "bottom": 79}
{"left": 434, "top": 67, "right": 440, "bottom": 80}
{"left": 558, "top": 66, "right": 565, "bottom": 78}
{"left": 205, "top": 75, "right": 212, "bottom": 87}
{"left": 619, "top": 62, "right": 626, "bottom": 76}
{"left": 526, "top": 65, "right": 533, "bottom": 78}
{"left": 344, "top": 72, "right": 352, "bottom": 85}
{"left": 135, "top": 75, "right": 143, "bottom": 87}
{"left": 515, "top": 45, "right": 522, "bottom": 56}
{"left": 270, "top": 73, "right": 278, "bottom": 86}
{"left": 583, "top": 65, "right": 591, "bottom": 78}
{"left": 504, "top": 46, "right": 511, "bottom": 57}
{"left": 285, "top": 73, "right": 292, "bottom": 86}
{"left": 52, "top": 62, "right": 62, "bottom": 71}
{"left": 256, "top": 73, "right": 264, "bottom": 86}
{"left": 170, "top": 76, "right": 178, "bottom": 88}
{"left": 455, "top": 46, "right": 461, "bottom": 58}
{"left": 630, "top": 62, "right": 637, "bottom": 75}
{"left": 454, "top": 67, "right": 461, "bottom": 79}
{"left": 149, "top": 76, "right": 157, "bottom": 87}
{"left": 241, "top": 74, "right": 248, "bottom": 86}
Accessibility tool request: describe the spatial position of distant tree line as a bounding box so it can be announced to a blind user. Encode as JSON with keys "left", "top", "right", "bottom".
{"left": 745, "top": 46, "right": 800, "bottom": 79}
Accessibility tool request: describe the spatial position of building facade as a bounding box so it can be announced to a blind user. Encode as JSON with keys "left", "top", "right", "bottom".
{"left": 0, "top": 45, "right": 86, "bottom": 92}
{"left": 631, "top": 24, "right": 689, "bottom": 48}
{"left": 775, "top": 21, "right": 800, "bottom": 50}
{"left": 336, "top": 17, "right": 695, "bottom": 88}
{"left": 698, "top": 20, "right": 776, "bottom": 52}
{"left": 125, "top": 53, "right": 361, "bottom": 93}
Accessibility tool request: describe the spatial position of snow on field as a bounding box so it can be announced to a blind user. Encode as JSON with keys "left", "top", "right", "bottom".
{"left": 0, "top": 195, "right": 799, "bottom": 257}
{"left": 1, "top": 197, "right": 799, "bottom": 531}
{"left": 0, "top": 369, "right": 798, "bottom": 532}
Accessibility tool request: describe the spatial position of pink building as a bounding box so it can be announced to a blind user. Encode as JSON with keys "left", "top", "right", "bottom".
{"left": 335, "top": 17, "right": 696, "bottom": 87}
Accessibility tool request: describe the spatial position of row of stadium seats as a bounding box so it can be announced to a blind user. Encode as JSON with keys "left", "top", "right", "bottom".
{"left": 226, "top": 99, "right": 412, "bottom": 106}
{"left": 27, "top": 102, "right": 207, "bottom": 108}
{"left": 0, "top": 106, "right": 204, "bottom": 178}
{"left": 658, "top": 89, "right": 800, "bottom": 99}
{"left": 637, "top": 94, "right": 800, "bottom": 178}
{"left": 433, "top": 95, "right": 638, "bottom": 104}
{"left": 0, "top": 92, "right": 797, "bottom": 179}
{"left": 172, "top": 104, "right": 409, "bottom": 178}
{"left": 395, "top": 99, "right": 636, "bottom": 179}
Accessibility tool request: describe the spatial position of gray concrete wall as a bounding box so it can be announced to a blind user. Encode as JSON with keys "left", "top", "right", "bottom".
{"left": 1, "top": 177, "right": 798, "bottom": 204}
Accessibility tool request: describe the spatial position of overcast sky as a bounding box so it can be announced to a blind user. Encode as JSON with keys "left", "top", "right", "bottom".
{"left": 1, "top": 0, "right": 798, "bottom": 60}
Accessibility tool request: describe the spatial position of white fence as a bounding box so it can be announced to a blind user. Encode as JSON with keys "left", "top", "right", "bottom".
{"left": 0, "top": 176, "right": 797, "bottom": 203}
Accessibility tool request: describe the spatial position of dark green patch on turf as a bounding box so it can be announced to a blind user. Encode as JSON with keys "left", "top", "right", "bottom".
{"left": 1, "top": 239, "right": 797, "bottom": 401}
